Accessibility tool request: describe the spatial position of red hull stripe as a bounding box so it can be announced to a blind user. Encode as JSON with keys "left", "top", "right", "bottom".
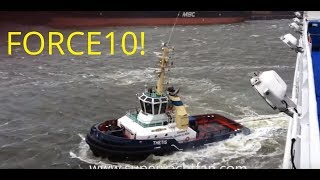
{"left": 48, "top": 17, "right": 246, "bottom": 28}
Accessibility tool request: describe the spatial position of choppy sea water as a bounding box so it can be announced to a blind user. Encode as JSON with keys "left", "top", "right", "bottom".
{"left": 0, "top": 19, "right": 296, "bottom": 169}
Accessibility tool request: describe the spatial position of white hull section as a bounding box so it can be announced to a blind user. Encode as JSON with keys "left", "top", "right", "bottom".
{"left": 283, "top": 11, "right": 320, "bottom": 169}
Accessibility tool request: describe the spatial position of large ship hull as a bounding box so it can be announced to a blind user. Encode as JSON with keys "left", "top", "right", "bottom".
{"left": 46, "top": 11, "right": 250, "bottom": 28}
{"left": 48, "top": 17, "right": 246, "bottom": 28}
{"left": 1, "top": 11, "right": 296, "bottom": 27}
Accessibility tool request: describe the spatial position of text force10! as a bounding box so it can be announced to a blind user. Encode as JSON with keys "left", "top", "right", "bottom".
{"left": 8, "top": 31, "right": 145, "bottom": 56}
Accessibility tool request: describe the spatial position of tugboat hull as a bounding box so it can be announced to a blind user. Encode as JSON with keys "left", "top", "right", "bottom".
{"left": 86, "top": 132, "right": 239, "bottom": 161}
{"left": 85, "top": 113, "right": 250, "bottom": 161}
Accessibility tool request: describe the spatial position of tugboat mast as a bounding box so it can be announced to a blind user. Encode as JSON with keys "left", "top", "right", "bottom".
{"left": 156, "top": 44, "right": 170, "bottom": 96}
{"left": 154, "top": 43, "right": 189, "bottom": 130}
{"left": 156, "top": 11, "right": 179, "bottom": 96}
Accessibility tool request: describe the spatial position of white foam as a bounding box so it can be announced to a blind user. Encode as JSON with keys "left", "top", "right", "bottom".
{"left": 69, "top": 134, "right": 142, "bottom": 168}
{"left": 153, "top": 52, "right": 162, "bottom": 56}
{"left": 214, "top": 65, "right": 294, "bottom": 70}
{"left": 169, "top": 77, "right": 221, "bottom": 94}
{"left": 0, "top": 122, "right": 9, "bottom": 128}
{"left": 102, "top": 68, "right": 156, "bottom": 86}
{"left": 151, "top": 113, "right": 287, "bottom": 169}
{"left": 191, "top": 38, "right": 207, "bottom": 44}
{"left": 235, "top": 105, "right": 260, "bottom": 117}
{"left": 127, "top": 45, "right": 143, "bottom": 50}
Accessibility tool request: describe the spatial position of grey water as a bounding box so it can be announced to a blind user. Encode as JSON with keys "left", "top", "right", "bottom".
{"left": 0, "top": 19, "right": 296, "bottom": 168}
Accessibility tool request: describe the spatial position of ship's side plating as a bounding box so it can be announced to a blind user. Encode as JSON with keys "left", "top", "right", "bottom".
{"left": 249, "top": 11, "right": 320, "bottom": 169}
{"left": 283, "top": 11, "right": 320, "bottom": 169}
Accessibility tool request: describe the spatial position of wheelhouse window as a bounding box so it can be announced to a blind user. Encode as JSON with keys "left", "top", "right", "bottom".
{"left": 145, "top": 102, "right": 153, "bottom": 114}
{"left": 154, "top": 104, "right": 160, "bottom": 115}
{"left": 160, "top": 103, "right": 167, "bottom": 114}
{"left": 161, "top": 98, "right": 167, "bottom": 102}
{"left": 140, "top": 100, "right": 145, "bottom": 113}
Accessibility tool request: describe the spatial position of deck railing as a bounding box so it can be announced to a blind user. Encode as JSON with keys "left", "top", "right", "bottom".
{"left": 283, "top": 12, "right": 320, "bottom": 168}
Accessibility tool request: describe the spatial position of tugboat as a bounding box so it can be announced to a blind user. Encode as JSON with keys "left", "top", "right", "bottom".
{"left": 85, "top": 43, "right": 250, "bottom": 161}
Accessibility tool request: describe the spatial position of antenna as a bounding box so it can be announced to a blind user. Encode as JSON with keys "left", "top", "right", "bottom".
{"left": 167, "top": 11, "right": 180, "bottom": 45}
{"left": 163, "top": 11, "right": 180, "bottom": 87}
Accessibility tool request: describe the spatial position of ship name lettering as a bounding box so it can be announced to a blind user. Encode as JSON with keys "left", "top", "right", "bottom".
{"left": 182, "top": 12, "right": 195, "bottom": 18}
{"left": 153, "top": 140, "right": 167, "bottom": 145}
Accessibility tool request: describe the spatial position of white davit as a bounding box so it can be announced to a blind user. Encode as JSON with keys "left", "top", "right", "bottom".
{"left": 251, "top": 70, "right": 287, "bottom": 101}
{"left": 250, "top": 70, "right": 296, "bottom": 117}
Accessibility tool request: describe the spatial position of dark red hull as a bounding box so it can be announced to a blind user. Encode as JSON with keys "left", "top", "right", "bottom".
{"left": 48, "top": 17, "right": 246, "bottom": 28}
